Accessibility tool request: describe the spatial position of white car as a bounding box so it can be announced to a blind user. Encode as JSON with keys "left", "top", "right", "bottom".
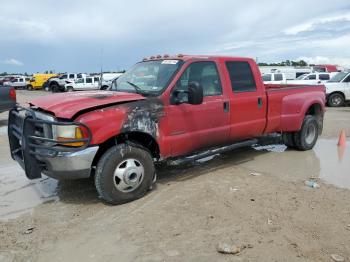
{"left": 287, "top": 72, "right": 333, "bottom": 85}
{"left": 262, "top": 73, "right": 287, "bottom": 84}
{"left": 325, "top": 72, "right": 350, "bottom": 107}
{"left": 64, "top": 76, "right": 100, "bottom": 91}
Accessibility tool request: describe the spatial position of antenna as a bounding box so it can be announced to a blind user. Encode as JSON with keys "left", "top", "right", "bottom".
{"left": 99, "top": 47, "right": 103, "bottom": 89}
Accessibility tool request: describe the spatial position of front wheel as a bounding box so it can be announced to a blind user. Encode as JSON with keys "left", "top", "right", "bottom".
{"left": 293, "top": 115, "right": 319, "bottom": 151}
{"left": 66, "top": 86, "right": 74, "bottom": 92}
{"left": 95, "top": 144, "right": 155, "bottom": 205}
{"left": 328, "top": 93, "right": 345, "bottom": 107}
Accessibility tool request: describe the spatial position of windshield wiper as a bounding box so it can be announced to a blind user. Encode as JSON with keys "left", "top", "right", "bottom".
{"left": 126, "top": 81, "right": 147, "bottom": 96}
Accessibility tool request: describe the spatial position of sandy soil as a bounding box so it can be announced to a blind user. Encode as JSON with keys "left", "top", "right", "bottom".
{"left": 1, "top": 90, "right": 350, "bottom": 262}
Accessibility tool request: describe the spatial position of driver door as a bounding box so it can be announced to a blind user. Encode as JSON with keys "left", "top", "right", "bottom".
{"left": 166, "top": 61, "right": 230, "bottom": 157}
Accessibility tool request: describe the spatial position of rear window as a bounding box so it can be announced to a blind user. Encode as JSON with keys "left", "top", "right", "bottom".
{"left": 274, "top": 74, "right": 283, "bottom": 81}
{"left": 262, "top": 74, "right": 271, "bottom": 81}
{"left": 319, "top": 74, "right": 330, "bottom": 80}
{"left": 226, "top": 61, "right": 256, "bottom": 92}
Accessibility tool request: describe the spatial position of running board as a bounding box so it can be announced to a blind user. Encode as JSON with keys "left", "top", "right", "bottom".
{"left": 168, "top": 139, "right": 258, "bottom": 165}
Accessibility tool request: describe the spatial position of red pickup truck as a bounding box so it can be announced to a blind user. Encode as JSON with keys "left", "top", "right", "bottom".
{"left": 8, "top": 55, "right": 325, "bottom": 204}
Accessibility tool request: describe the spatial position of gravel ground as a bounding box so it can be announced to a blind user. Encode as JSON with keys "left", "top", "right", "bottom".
{"left": 0, "top": 90, "right": 350, "bottom": 262}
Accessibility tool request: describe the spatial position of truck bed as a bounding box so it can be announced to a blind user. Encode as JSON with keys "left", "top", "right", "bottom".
{"left": 264, "top": 83, "right": 325, "bottom": 134}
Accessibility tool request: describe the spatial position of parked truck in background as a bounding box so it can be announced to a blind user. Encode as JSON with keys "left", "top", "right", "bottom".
{"left": 287, "top": 72, "right": 334, "bottom": 85}
{"left": 0, "top": 86, "right": 16, "bottom": 113}
{"left": 3, "top": 76, "right": 31, "bottom": 89}
{"left": 27, "top": 73, "right": 57, "bottom": 90}
{"left": 48, "top": 73, "right": 86, "bottom": 92}
{"left": 65, "top": 76, "right": 100, "bottom": 91}
{"left": 262, "top": 73, "right": 287, "bottom": 84}
{"left": 8, "top": 55, "right": 325, "bottom": 204}
{"left": 324, "top": 71, "right": 350, "bottom": 107}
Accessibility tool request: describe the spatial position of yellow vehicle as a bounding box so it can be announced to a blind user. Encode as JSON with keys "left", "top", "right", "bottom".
{"left": 27, "top": 74, "right": 57, "bottom": 90}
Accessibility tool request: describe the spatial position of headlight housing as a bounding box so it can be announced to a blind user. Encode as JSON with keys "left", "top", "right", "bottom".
{"left": 56, "top": 125, "right": 86, "bottom": 147}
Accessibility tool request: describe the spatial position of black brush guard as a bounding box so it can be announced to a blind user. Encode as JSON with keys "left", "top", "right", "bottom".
{"left": 8, "top": 105, "right": 92, "bottom": 179}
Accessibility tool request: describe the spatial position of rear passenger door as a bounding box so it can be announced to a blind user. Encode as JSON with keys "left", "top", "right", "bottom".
{"left": 224, "top": 60, "right": 267, "bottom": 141}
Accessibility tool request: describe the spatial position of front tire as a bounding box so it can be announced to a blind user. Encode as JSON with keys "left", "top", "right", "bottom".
{"left": 95, "top": 144, "right": 155, "bottom": 205}
{"left": 293, "top": 115, "right": 319, "bottom": 151}
{"left": 328, "top": 93, "right": 345, "bottom": 107}
{"left": 67, "top": 86, "right": 74, "bottom": 92}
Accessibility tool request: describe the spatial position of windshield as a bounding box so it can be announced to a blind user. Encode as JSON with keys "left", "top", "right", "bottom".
{"left": 111, "top": 60, "right": 182, "bottom": 95}
{"left": 296, "top": 74, "right": 307, "bottom": 80}
{"left": 328, "top": 72, "right": 349, "bottom": 82}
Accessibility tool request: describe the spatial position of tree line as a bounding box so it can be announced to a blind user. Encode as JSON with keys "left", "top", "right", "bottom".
{"left": 258, "top": 60, "right": 309, "bottom": 67}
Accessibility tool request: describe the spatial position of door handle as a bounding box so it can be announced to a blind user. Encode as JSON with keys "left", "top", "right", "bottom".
{"left": 223, "top": 101, "right": 230, "bottom": 112}
{"left": 258, "top": 97, "right": 263, "bottom": 108}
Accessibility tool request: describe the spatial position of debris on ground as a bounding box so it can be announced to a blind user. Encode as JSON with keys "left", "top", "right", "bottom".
{"left": 22, "top": 227, "right": 35, "bottom": 235}
{"left": 304, "top": 180, "right": 320, "bottom": 188}
{"left": 267, "top": 218, "right": 273, "bottom": 225}
{"left": 250, "top": 172, "right": 262, "bottom": 176}
{"left": 330, "top": 254, "right": 345, "bottom": 262}
{"left": 216, "top": 243, "right": 241, "bottom": 255}
{"left": 229, "top": 187, "right": 239, "bottom": 192}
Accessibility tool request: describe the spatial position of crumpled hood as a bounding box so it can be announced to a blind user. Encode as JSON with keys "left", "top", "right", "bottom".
{"left": 30, "top": 91, "right": 145, "bottom": 119}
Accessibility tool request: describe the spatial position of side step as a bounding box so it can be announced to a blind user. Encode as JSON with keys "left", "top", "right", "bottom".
{"left": 168, "top": 139, "right": 258, "bottom": 165}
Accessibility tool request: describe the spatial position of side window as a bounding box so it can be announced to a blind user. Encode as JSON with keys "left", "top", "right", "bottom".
{"left": 69, "top": 74, "right": 75, "bottom": 79}
{"left": 274, "top": 74, "right": 283, "bottom": 81}
{"left": 343, "top": 75, "right": 350, "bottom": 83}
{"left": 175, "top": 61, "right": 222, "bottom": 97}
{"left": 262, "top": 74, "right": 271, "bottom": 81}
{"left": 19, "top": 78, "right": 24, "bottom": 82}
{"left": 319, "top": 74, "right": 330, "bottom": 80}
{"left": 225, "top": 61, "right": 256, "bottom": 92}
{"left": 306, "top": 74, "right": 316, "bottom": 80}
{"left": 94, "top": 77, "right": 100, "bottom": 82}
{"left": 13, "top": 79, "right": 18, "bottom": 82}
{"left": 86, "top": 78, "right": 93, "bottom": 83}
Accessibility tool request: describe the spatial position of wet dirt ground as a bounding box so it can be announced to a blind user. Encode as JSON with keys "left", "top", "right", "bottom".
{"left": 1, "top": 90, "right": 350, "bottom": 262}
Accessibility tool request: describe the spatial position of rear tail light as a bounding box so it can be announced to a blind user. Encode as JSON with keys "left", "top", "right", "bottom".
{"left": 9, "top": 88, "right": 16, "bottom": 101}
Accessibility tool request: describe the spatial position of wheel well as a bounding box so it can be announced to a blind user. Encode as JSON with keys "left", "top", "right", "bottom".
{"left": 92, "top": 131, "right": 160, "bottom": 167}
{"left": 305, "top": 103, "right": 322, "bottom": 116}
{"left": 305, "top": 103, "right": 323, "bottom": 134}
{"left": 50, "top": 81, "right": 58, "bottom": 86}
{"left": 328, "top": 91, "right": 345, "bottom": 99}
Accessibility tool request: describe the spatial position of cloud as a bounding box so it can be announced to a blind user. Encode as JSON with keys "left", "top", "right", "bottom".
{"left": 284, "top": 12, "right": 350, "bottom": 35}
{"left": 0, "top": 0, "right": 349, "bottom": 72}
{"left": 3, "top": 58, "right": 23, "bottom": 66}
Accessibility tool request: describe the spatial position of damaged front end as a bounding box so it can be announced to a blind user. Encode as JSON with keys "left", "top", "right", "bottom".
{"left": 8, "top": 105, "right": 97, "bottom": 180}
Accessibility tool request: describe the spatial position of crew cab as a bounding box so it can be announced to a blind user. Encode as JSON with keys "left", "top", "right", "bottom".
{"left": 8, "top": 55, "right": 325, "bottom": 204}
{"left": 48, "top": 73, "right": 86, "bottom": 92}
{"left": 287, "top": 72, "right": 333, "bottom": 85}
{"left": 324, "top": 71, "right": 350, "bottom": 107}
{"left": 4, "top": 76, "right": 31, "bottom": 89}
{"left": 262, "top": 73, "right": 287, "bottom": 84}
{"left": 64, "top": 76, "right": 100, "bottom": 91}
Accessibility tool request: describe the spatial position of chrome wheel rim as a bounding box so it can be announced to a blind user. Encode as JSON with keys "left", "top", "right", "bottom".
{"left": 305, "top": 124, "right": 316, "bottom": 144}
{"left": 113, "top": 159, "right": 144, "bottom": 192}
{"left": 331, "top": 95, "right": 342, "bottom": 105}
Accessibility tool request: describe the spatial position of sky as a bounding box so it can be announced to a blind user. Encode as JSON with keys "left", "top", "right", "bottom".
{"left": 0, "top": 0, "right": 350, "bottom": 73}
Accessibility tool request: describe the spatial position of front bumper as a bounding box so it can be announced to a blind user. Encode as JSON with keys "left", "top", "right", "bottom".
{"left": 8, "top": 105, "right": 96, "bottom": 180}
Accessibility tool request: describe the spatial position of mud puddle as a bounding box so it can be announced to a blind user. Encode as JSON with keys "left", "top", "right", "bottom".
{"left": 0, "top": 165, "right": 58, "bottom": 220}
{"left": 250, "top": 139, "right": 350, "bottom": 189}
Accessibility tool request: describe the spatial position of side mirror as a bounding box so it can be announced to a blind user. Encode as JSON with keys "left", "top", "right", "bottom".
{"left": 187, "top": 81, "right": 203, "bottom": 105}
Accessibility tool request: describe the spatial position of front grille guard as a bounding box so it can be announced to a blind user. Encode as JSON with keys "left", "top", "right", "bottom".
{"left": 8, "top": 105, "right": 92, "bottom": 179}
